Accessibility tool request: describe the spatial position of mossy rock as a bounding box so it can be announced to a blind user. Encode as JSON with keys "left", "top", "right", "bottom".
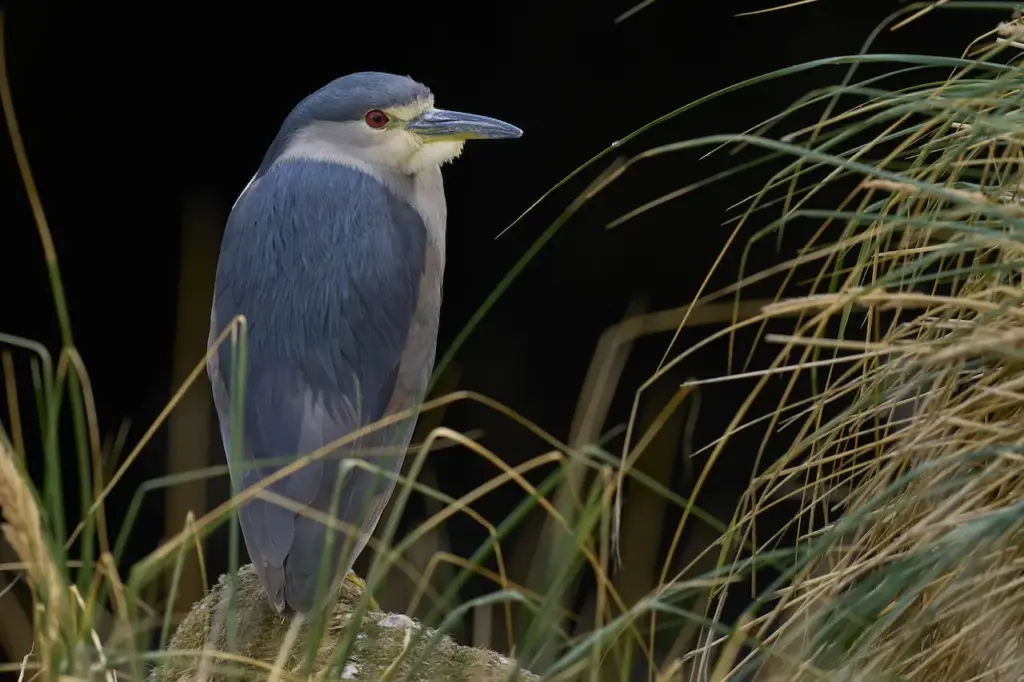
{"left": 149, "top": 564, "right": 537, "bottom": 681}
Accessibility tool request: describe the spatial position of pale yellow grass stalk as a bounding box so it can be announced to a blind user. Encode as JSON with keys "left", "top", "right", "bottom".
{"left": 0, "top": 441, "right": 67, "bottom": 675}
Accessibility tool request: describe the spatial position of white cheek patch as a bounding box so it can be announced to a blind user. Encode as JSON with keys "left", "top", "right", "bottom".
{"left": 375, "top": 131, "right": 422, "bottom": 168}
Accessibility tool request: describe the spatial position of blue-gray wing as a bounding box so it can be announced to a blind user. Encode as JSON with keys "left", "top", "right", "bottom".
{"left": 208, "top": 159, "right": 427, "bottom": 612}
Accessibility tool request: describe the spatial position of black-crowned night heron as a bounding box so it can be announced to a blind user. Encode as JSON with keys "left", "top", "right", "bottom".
{"left": 207, "top": 72, "right": 521, "bottom": 614}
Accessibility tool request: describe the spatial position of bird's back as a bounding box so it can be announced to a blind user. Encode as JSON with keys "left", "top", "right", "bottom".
{"left": 208, "top": 159, "right": 443, "bottom": 613}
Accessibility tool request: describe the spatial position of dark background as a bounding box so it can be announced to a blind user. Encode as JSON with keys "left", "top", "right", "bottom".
{"left": 0, "top": 0, "right": 1001, "bottom": 671}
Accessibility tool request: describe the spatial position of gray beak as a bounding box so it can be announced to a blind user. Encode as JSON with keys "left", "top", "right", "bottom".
{"left": 406, "top": 108, "right": 523, "bottom": 141}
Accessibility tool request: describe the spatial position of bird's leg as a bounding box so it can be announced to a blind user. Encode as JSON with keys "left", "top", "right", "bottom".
{"left": 345, "top": 570, "right": 379, "bottom": 610}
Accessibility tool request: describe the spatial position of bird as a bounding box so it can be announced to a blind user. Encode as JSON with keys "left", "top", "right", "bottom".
{"left": 206, "top": 71, "right": 521, "bottom": 614}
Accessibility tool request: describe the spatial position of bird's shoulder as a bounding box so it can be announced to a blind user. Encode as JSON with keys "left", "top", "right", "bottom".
{"left": 228, "top": 159, "right": 425, "bottom": 246}
{"left": 214, "top": 158, "right": 428, "bottom": 330}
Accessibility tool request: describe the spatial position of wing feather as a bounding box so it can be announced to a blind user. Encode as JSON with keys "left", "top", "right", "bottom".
{"left": 208, "top": 159, "right": 427, "bottom": 612}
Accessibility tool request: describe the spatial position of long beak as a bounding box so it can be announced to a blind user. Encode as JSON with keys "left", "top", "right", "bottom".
{"left": 406, "top": 108, "right": 522, "bottom": 141}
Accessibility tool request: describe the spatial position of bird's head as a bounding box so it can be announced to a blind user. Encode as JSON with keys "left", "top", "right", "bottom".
{"left": 269, "top": 72, "right": 522, "bottom": 176}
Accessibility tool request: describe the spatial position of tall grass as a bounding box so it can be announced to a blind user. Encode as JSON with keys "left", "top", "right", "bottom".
{"left": 2, "top": 2, "right": 1023, "bottom": 680}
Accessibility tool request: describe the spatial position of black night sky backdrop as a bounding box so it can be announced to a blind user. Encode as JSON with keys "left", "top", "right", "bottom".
{"left": 0, "top": 0, "right": 999, "bottom": 671}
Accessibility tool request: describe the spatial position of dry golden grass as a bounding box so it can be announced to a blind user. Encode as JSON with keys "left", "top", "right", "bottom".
{"left": 736, "top": 293, "right": 1024, "bottom": 680}
{"left": 0, "top": 440, "right": 68, "bottom": 675}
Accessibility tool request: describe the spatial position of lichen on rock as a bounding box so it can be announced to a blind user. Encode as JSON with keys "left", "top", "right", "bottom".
{"left": 148, "top": 564, "right": 537, "bottom": 681}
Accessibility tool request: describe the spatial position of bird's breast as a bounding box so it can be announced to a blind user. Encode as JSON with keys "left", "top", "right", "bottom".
{"left": 396, "top": 165, "right": 447, "bottom": 268}
{"left": 392, "top": 166, "right": 447, "bottom": 409}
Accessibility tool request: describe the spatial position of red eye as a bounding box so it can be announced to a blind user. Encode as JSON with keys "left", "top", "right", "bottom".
{"left": 365, "top": 109, "right": 389, "bottom": 128}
